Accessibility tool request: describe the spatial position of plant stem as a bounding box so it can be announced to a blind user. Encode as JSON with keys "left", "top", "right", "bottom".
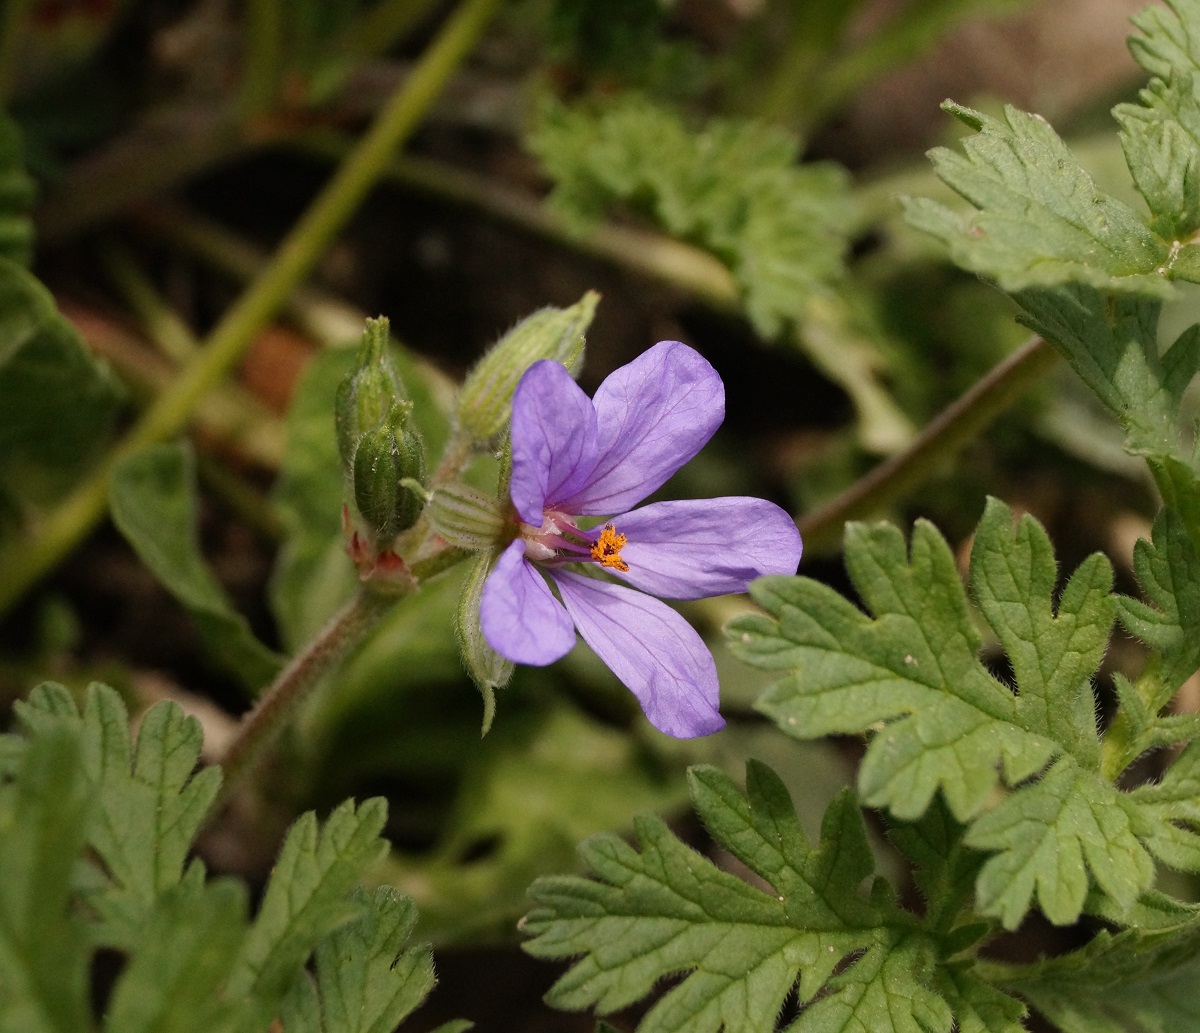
{"left": 798, "top": 337, "right": 1061, "bottom": 553}
{"left": 210, "top": 544, "right": 470, "bottom": 813}
{"left": 0, "top": 0, "right": 500, "bottom": 621}
{"left": 211, "top": 588, "right": 393, "bottom": 815}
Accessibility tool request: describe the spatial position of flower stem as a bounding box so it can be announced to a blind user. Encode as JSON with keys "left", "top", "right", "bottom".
{"left": 0, "top": 0, "right": 500, "bottom": 621}
{"left": 211, "top": 588, "right": 393, "bottom": 815}
{"left": 210, "top": 543, "right": 471, "bottom": 814}
{"left": 798, "top": 336, "right": 1061, "bottom": 553}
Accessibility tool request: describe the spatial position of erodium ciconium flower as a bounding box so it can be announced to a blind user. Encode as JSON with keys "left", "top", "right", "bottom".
{"left": 478, "top": 340, "right": 802, "bottom": 738}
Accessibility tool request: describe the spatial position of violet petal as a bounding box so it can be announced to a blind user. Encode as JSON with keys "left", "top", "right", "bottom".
{"left": 564, "top": 341, "right": 724, "bottom": 516}
{"left": 612, "top": 497, "right": 803, "bottom": 599}
{"left": 554, "top": 570, "right": 724, "bottom": 738}
{"left": 480, "top": 540, "right": 576, "bottom": 664}
{"left": 509, "top": 360, "right": 598, "bottom": 526}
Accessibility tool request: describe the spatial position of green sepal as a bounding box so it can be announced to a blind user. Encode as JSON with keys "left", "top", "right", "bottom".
{"left": 454, "top": 551, "right": 514, "bottom": 734}
{"left": 427, "top": 482, "right": 507, "bottom": 551}
{"left": 455, "top": 292, "right": 596, "bottom": 445}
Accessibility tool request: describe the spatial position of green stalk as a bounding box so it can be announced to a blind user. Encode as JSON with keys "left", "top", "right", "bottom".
{"left": 798, "top": 336, "right": 1060, "bottom": 553}
{"left": 0, "top": 0, "right": 500, "bottom": 621}
{"left": 240, "top": 0, "right": 285, "bottom": 116}
{"left": 211, "top": 545, "right": 469, "bottom": 814}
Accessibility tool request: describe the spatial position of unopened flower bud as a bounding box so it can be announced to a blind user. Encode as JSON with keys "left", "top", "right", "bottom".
{"left": 336, "top": 318, "right": 428, "bottom": 548}
{"left": 456, "top": 291, "right": 598, "bottom": 444}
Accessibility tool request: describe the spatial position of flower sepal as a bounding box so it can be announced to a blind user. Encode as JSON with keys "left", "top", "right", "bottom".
{"left": 456, "top": 551, "right": 516, "bottom": 734}
{"left": 427, "top": 482, "right": 508, "bottom": 551}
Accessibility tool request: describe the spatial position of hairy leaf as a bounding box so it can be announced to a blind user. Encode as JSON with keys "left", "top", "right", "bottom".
{"left": 1117, "top": 0, "right": 1200, "bottom": 241}
{"left": 522, "top": 761, "right": 1006, "bottom": 1033}
{"left": 1005, "top": 916, "right": 1200, "bottom": 1033}
{"left": 14, "top": 682, "right": 221, "bottom": 947}
{"left": 227, "top": 797, "right": 391, "bottom": 1033}
{"left": 0, "top": 725, "right": 92, "bottom": 1033}
{"left": 905, "top": 102, "right": 1171, "bottom": 295}
{"left": 110, "top": 442, "right": 283, "bottom": 692}
{"left": 280, "top": 886, "right": 436, "bottom": 1033}
{"left": 728, "top": 498, "right": 1167, "bottom": 928}
{"left": 102, "top": 880, "right": 248, "bottom": 1033}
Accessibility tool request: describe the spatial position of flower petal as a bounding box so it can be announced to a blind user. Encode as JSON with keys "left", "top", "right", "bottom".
{"left": 509, "top": 360, "right": 598, "bottom": 525}
{"left": 480, "top": 540, "right": 575, "bottom": 664}
{"left": 565, "top": 341, "right": 724, "bottom": 515}
{"left": 554, "top": 571, "right": 724, "bottom": 738}
{"left": 612, "top": 497, "right": 802, "bottom": 599}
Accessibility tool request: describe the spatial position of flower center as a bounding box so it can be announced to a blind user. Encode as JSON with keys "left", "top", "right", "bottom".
{"left": 590, "top": 522, "right": 629, "bottom": 572}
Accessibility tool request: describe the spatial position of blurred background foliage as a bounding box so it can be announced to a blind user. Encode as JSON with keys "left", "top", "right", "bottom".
{"left": 0, "top": 0, "right": 1173, "bottom": 1025}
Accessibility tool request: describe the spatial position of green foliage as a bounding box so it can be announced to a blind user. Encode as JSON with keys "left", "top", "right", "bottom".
{"left": 109, "top": 442, "right": 283, "bottom": 693}
{"left": 522, "top": 760, "right": 1024, "bottom": 1033}
{"left": 529, "top": 95, "right": 854, "bottom": 341}
{"left": 726, "top": 498, "right": 1186, "bottom": 929}
{"left": 904, "top": 103, "right": 1173, "bottom": 296}
{"left": 0, "top": 682, "right": 443, "bottom": 1032}
{"left": 527, "top": 95, "right": 914, "bottom": 451}
{"left": 0, "top": 257, "right": 123, "bottom": 506}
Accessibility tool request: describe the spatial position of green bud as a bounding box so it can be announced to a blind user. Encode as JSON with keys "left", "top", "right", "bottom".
{"left": 427, "top": 482, "right": 507, "bottom": 551}
{"left": 336, "top": 318, "right": 428, "bottom": 546}
{"left": 456, "top": 290, "right": 598, "bottom": 444}
{"left": 455, "top": 551, "right": 514, "bottom": 734}
{"left": 335, "top": 317, "right": 411, "bottom": 474}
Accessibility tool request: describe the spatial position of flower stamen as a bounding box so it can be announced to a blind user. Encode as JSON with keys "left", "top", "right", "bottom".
{"left": 590, "top": 523, "right": 630, "bottom": 572}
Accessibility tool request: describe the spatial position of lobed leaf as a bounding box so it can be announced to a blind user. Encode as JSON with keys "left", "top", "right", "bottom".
{"left": 110, "top": 441, "right": 283, "bottom": 693}
{"left": 14, "top": 682, "right": 221, "bottom": 947}
{"left": 1005, "top": 915, "right": 1200, "bottom": 1033}
{"left": 227, "top": 797, "right": 391, "bottom": 1033}
{"left": 728, "top": 498, "right": 1171, "bottom": 928}
{"left": 904, "top": 102, "right": 1171, "bottom": 295}
{"left": 1117, "top": 0, "right": 1200, "bottom": 242}
{"left": 102, "top": 880, "right": 249, "bottom": 1033}
{"left": 0, "top": 725, "right": 92, "bottom": 1033}
{"left": 521, "top": 761, "right": 1012, "bottom": 1033}
{"left": 279, "top": 886, "right": 437, "bottom": 1033}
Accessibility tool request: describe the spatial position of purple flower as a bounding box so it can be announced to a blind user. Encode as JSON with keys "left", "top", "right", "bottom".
{"left": 479, "top": 341, "right": 802, "bottom": 738}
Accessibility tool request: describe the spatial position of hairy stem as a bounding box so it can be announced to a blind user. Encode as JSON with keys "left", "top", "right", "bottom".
{"left": 211, "top": 544, "right": 470, "bottom": 813}
{"left": 0, "top": 0, "right": 499, "bottom": 620}
{"left": 798, "top": 337, "right": 1060, "bottom": 552}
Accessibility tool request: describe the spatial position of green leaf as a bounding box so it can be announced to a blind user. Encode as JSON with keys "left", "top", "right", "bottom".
{"left": 109, "top": 442, "right": 283, "bottom": 692}
{"left": 0, "top": 256, "right": 123, "bottom": 504}
{"left": 964, "top": 759, "right": 1152, "bottom": 927}
{"left": 1013, "top": 286, "right": 1199, "bottom": 462}
{"left": 1115, "top": 0, "right": 1200, "bottom": 240}
{"left": 904, "top": 102, "right": 1171, "bottom": 295}
{"left": 1117, "top": 508, "right": 1200, "bottom": 708}
{"left": 14, "top": 682, "right": 222, "bottom": 947}
{"left": 527, "top": 96, "right": 913, "bottom": 451}
{"left": 524, "top": 761, "right": 1021, "bottom": 1032}
{"left": 728, "top": 498, "right": 1167, "bottom": 928}
{"left": 1005, "top": 917, "right": 1200, "bottom": 1033}
{"left": 729, "top": 501, "right": 1063, "bottom": 823}
{"left": 524, "top": 762, "right": 889, "bottom": 1032}
{"left": 103, "top": 880, "right": 249, "bottom": 1033}
{"left": 0, "top": 115, "right": 35, "bottom": 266}
{"left": 1130, "top": 741, "right": 1200, "bottom": 872}
{"left": 0, "top": 724, "right": 92, "bottom": 1033}
{"left": 279, "top": 886, "right": 436, "bottom": 1033}
{"left": 227, "top": 797, "right": 391, "bottom": 1033}
{"left": 787, "top": 933, "right": 951, "bottom": 1033}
